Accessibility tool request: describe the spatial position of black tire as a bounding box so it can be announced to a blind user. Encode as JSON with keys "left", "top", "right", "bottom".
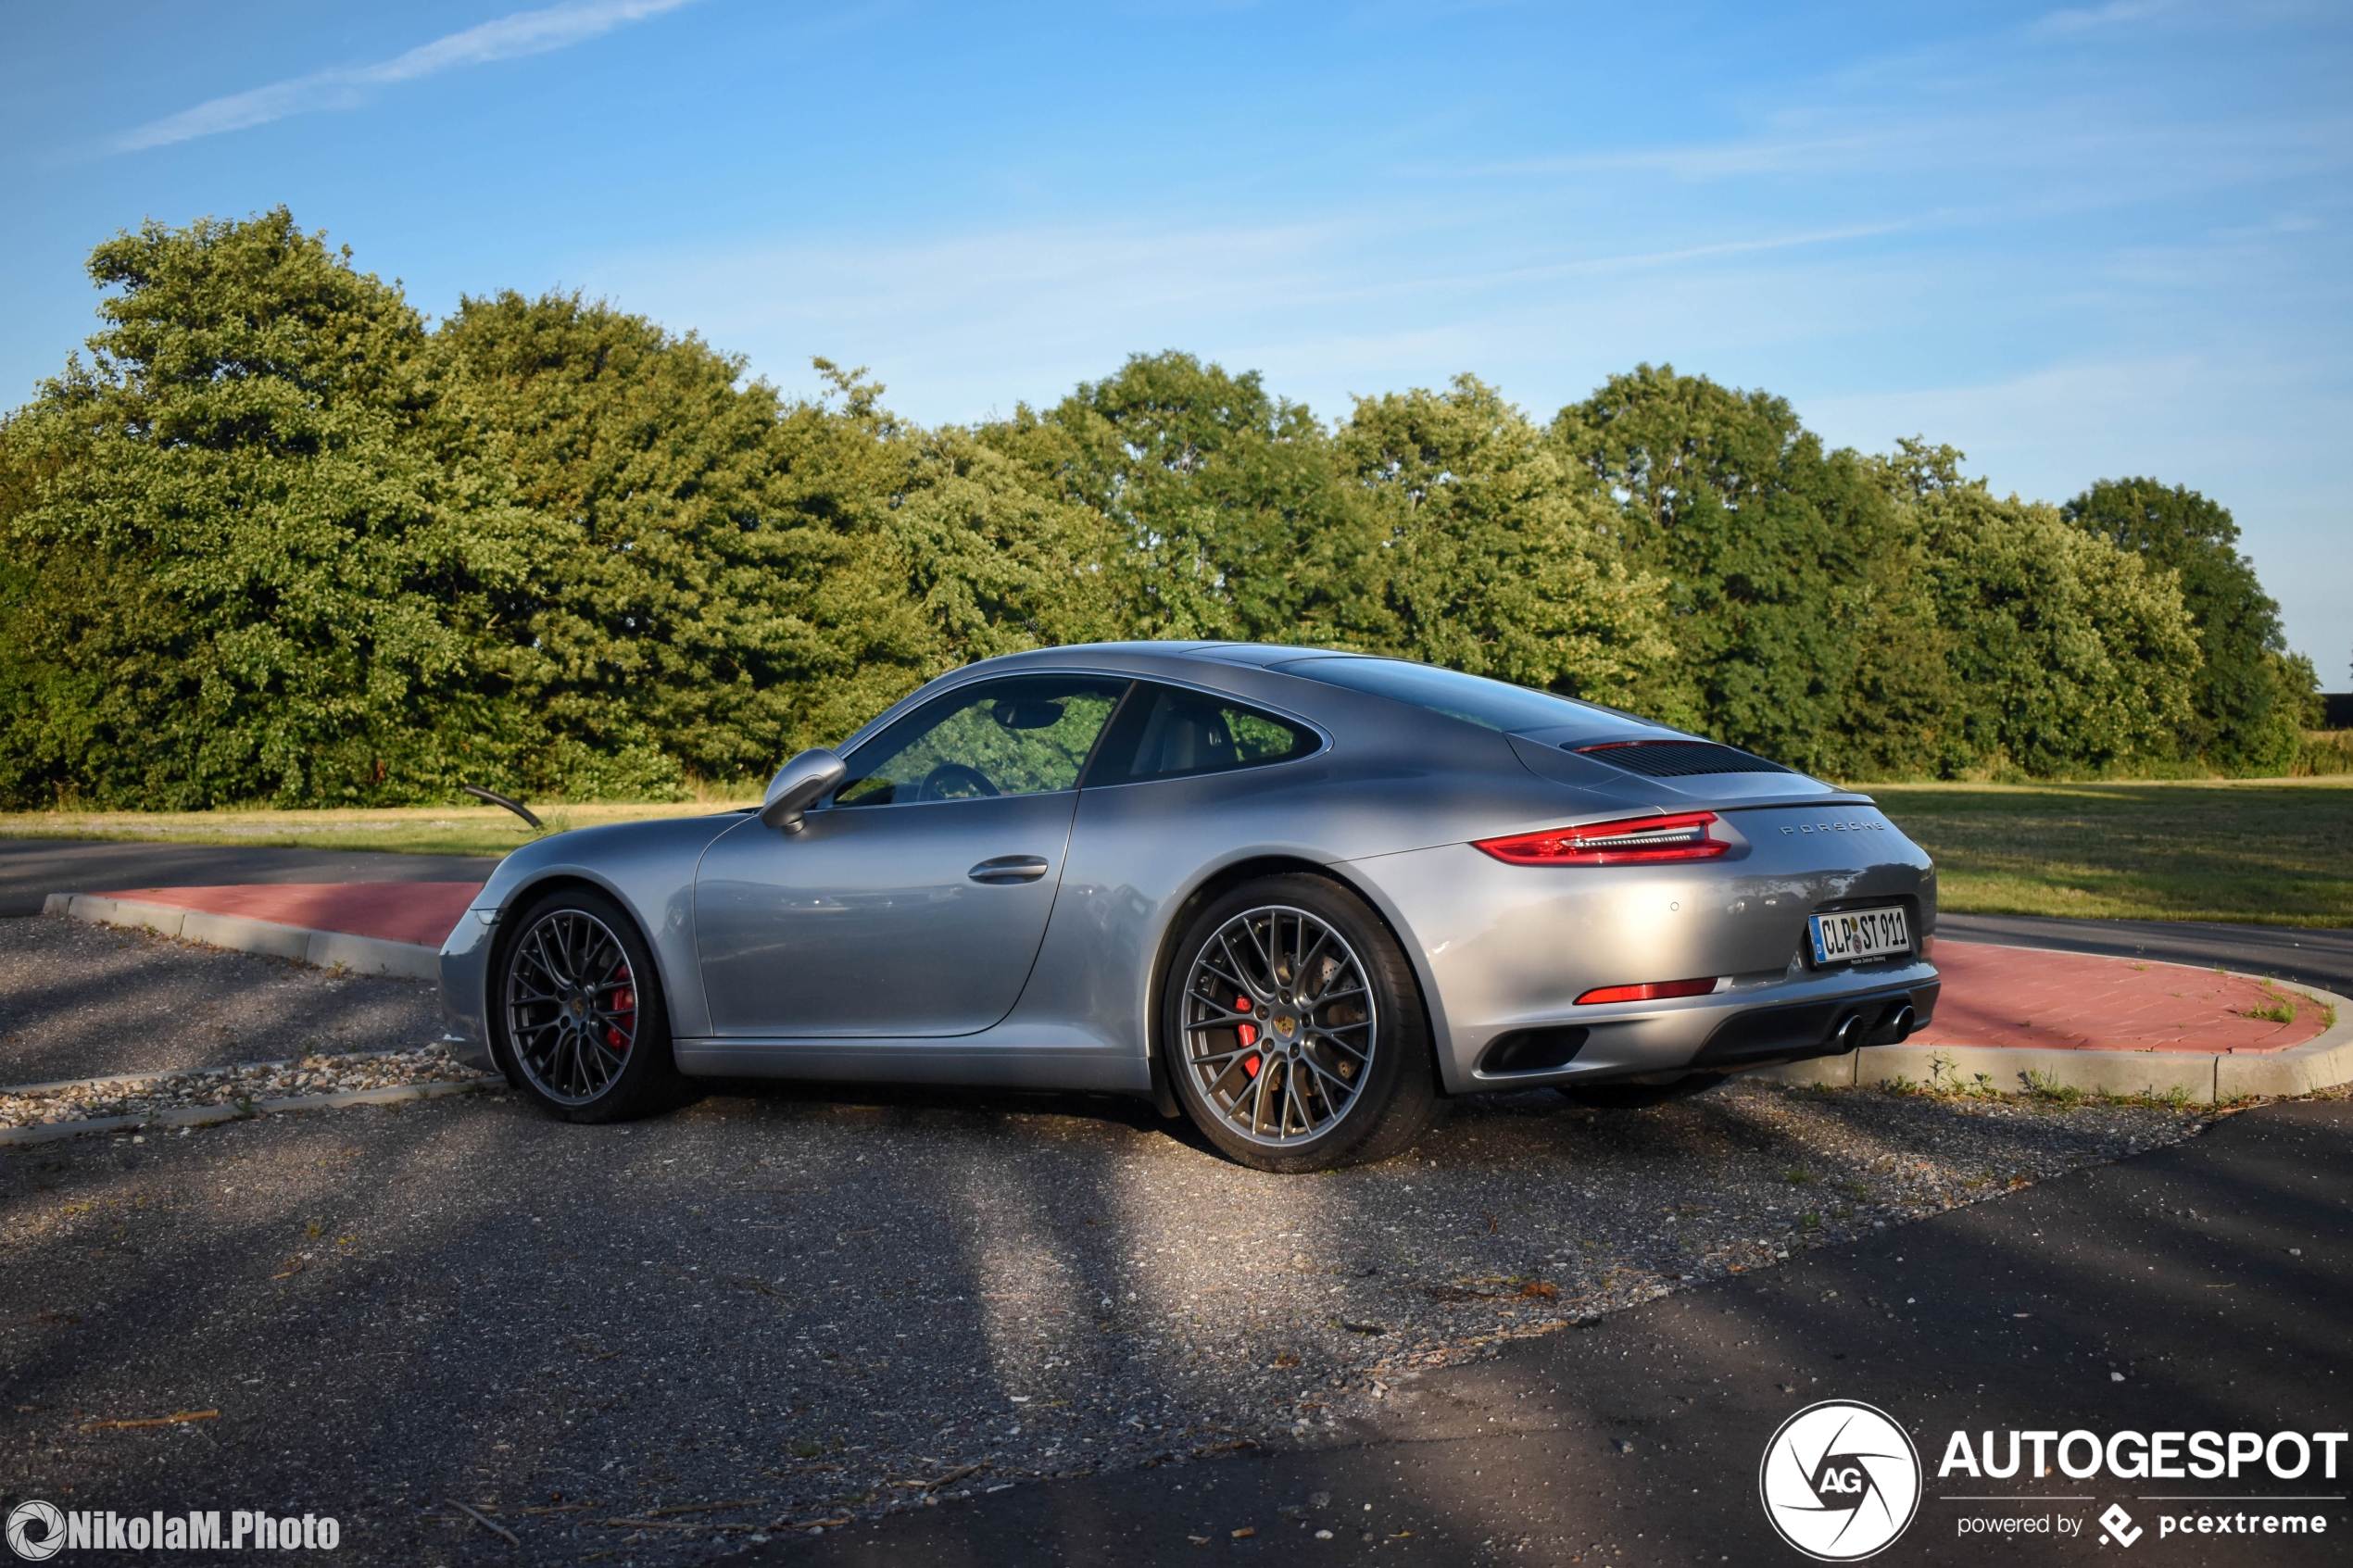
{"left": 491, "top": 885, "right": 685, "bottom": 1123}
{"left": 1559, "top": 1073, "right": 1726, "bottom": 1110}
{"left": 1162, "top": 872, "right": 1436, "bottom": 1173}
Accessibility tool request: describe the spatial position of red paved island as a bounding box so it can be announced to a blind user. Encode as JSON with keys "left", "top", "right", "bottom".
{"left": 1916, "top": 941, "right": 2326, "bottom": 1055}
{"left": 95, "top": 882, "right": 484, "bottom": 951}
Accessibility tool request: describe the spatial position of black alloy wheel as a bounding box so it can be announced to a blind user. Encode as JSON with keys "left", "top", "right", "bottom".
{"left": 496, "top": 886, "right": 683, "bottom": 1123}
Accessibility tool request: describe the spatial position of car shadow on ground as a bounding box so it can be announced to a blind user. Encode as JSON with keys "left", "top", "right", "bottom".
{"left": 0, "top": 1069, "right": 2221, "bottom": 1565}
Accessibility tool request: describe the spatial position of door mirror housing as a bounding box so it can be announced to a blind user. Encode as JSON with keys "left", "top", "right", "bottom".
{"left": 759, "top": 748, "right": 848, "bottom": 833}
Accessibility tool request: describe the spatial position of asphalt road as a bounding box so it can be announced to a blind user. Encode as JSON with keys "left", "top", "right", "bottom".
{"left": 0, "top": 837, "right": 499, "bottom": 918}
{"left": 1940, "top": 912, "right": 2353, "bottom": 996}
{"left": 0, "top": 1069, "right": 2217, "bottom": 1564}
{"left": 0, "top": 916, "right": 442, "bottom": 1085}
{"left": 775, "top": 1096, "right": 2352, "bottom": 1566}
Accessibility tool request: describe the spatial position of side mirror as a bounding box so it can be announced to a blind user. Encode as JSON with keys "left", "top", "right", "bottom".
{"left": 759, "top": 748, "right": 848, "bottom": 833}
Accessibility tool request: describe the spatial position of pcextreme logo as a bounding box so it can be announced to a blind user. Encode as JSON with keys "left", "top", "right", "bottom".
{"left": 1759, "top": 1400, "right": 1924, "bottom": 1561}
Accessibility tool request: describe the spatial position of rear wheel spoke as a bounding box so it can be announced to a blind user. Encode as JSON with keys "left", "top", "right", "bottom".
{"left": 1181, "top": 904, "right": 1376, "bottom": 1148}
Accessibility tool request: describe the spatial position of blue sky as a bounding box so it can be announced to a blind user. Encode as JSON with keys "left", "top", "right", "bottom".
{"left": 6, "top": 1, "right": 2347, "bottom": 676}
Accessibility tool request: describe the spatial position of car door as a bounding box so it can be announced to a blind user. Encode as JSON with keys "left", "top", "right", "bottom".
{"left": 693, "top": 674, "right": 1131, "bottom": 1037}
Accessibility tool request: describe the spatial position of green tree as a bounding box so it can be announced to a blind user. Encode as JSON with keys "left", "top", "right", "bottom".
{"left": 979, "top": 351, "right": 1371, "bottom": 644}
{"left": 1919, "top": 477, "right": 2200, "bottom": 775}
{"left": 0, "top": 209, "right": 538, "bottom": 809}
{"left": 436, "top": 290, "right": 827, "bottom": 793}
{"left": 1337, "top": 376, "right": 1670, "bottom": 702}
{"left": 437, "top": 296, "right": 1118, "bottom": 781}
{"left": 1553, "top": 364, "right": 1908, "bottom": 771}
{"left": 2062, "top": 477, "right": 2314, "bottom": 772}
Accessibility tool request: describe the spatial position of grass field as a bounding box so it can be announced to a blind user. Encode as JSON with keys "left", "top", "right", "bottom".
{"left": 4, "top": 778, "right": 2345, "bottom": 927}
{"left": 0, "top": 799, "right": 757, "bottom": 859}
{"left": 1863, "top": 777, "right": 2353, "bottom": 927}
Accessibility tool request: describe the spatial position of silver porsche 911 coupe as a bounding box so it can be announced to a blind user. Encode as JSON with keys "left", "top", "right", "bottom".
{"left": 438, "top": 642, "right": 1939, "bottom": 1172}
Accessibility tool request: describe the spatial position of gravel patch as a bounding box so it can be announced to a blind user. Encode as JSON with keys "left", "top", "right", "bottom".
{"left": 0, "top": 1072, "right": 2209, "bottom": 1563}
{"left": 0, "top": 912, "right": 443, "bottom": 1085}
{"left": 0, "top": 1045, "right": 483, "bottom": 1128}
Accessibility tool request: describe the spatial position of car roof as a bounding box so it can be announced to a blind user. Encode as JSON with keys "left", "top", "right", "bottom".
{"left": 969, "top": 640, "right": 1347, "bottom": 673}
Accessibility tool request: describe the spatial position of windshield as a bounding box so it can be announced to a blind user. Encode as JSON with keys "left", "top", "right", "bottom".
{"left": 1272, "top": 657, "right": 1659, "bottom": 736}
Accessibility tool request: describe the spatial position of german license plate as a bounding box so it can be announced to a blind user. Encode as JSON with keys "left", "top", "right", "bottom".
{"left": 1808, "top": 908, "right": 1910, "bottom": 966}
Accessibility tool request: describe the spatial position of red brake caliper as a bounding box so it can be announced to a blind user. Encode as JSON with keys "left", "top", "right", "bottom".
{"left": 1236, "top": 995, "right": 1260, "bottom": 1077}
{"left": 605, "top": 962, "right": 635, "bottom": 1053}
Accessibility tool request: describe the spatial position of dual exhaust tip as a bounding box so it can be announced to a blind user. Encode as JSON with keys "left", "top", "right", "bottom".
{"left": 1832, "top": 1001, "right": 1917, "bottom": 1053}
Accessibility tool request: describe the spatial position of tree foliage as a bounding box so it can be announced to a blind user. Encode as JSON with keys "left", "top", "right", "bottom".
{"left": 2062, "top": 476, "right": 2316, "bottom": 772}
{"left": 981, "top": 354, "right": 1670, "bottom": 702}
{"left": 0, "top": 214, "right": 2310, "bottom": 807}
{"left": 1894, "top": 448, "right": 2199, "bottom": 774}
{"left": 1554, "top": 364, "right": 1914, "bottom": 771}
{"left": 980, "top": 351, "right": 1374, "bottom": 643}
{"left": 0, "top": 210, "right": 538, "bottom": 809}
{"left": 1336, "top": 376, "right": 1668, "bottom": 699}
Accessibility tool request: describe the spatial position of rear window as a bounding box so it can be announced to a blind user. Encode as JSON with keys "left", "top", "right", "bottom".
{"left": 1271, "top": 656, "right": 1655, "bottom": 736}
{"left": 1087, "top": 684, "right": 1319, "bottom": 784}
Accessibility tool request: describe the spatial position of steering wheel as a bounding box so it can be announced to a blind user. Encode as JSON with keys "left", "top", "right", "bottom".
{"left": 917, "top": 761, "right": 1000, "bottom": 802}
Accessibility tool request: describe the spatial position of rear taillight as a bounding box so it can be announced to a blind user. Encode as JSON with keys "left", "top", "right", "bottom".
{"left": 1575, "top": 977, "right": 1721, "bottom": 1005}
{"left": 1473, "top": 810, "right": 1727, "bottom": 866}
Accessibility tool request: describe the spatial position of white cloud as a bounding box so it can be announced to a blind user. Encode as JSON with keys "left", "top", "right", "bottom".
{"left": 2032, "top": 0, "right": 2179, "bottom": 38}
{"left": 569, "top": 211, "right": 1912, "bottom": 417}
{"left": 110, "top": 0, "right": 697, "bottom": 153}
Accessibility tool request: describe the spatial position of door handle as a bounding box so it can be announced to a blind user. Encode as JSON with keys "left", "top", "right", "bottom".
{"left": 968, "top": 855, "right": 1051, "bottom": 884}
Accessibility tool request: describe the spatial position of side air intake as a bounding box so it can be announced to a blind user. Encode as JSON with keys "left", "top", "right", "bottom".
{"left": 1574, "top": 740, "right": 1793, "bottom": 778}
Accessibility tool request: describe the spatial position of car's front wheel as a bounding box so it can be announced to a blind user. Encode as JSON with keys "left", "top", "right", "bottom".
{"left": 1163, "top": 873, "right": 1436, "bottom": 1173}
{"left": 494, "top": 886, "right": 683, "bottom": 1123}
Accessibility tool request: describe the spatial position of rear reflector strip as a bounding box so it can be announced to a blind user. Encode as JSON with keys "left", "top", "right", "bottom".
{"left": 1574, "top": 977, "right": 1722, "bottom": 1006}
{"left": 1474, "top": 810, "right": 1727, "bottom": 866}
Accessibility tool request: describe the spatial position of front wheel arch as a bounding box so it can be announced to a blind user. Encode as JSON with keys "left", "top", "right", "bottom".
{"left": 489, "top": 883, "right": 686, "bottom": 1123}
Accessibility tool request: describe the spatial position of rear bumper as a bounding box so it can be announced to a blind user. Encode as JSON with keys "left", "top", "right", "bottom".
{"left": 1694, "top": 978, "right": 1938, "bottom": 1071}
{"left": 1339, "top": 824, "right": 1940, "bottom": 1094}
{"left": 1461, "top": 964, "right": 1941, "bottom": 1090}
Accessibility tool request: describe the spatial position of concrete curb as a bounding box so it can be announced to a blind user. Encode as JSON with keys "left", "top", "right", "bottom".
{"left": 0, "top": 1077, "right": 500, "bottom": 1148}
{"left": 42, "top": 892, "right": 441, "bottom": 983}
{"left": 1751, "top": 947, "right": 2353, "bottom": 1104}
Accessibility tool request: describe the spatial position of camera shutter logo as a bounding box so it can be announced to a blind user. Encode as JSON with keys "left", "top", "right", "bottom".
{"left": 6, "top": 1500, "right": 64, "bottom": 1562}
{"left": 1758, "top": 1400, "right": 1922, "bottom": 1561}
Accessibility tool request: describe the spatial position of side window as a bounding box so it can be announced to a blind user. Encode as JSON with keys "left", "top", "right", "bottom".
{"left": 834, "top": 676, "right": 1130, "bottom": 807}
{"left": 1088, "top": 684, "right": 1318, "bottom": 785}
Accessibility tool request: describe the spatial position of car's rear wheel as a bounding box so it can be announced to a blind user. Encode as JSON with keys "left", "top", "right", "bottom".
{"left": 1164, "top": 873, "right": 1435, "bottom": 1173}
{"left": 495, "top": 886, "right": 683, "bottom": 1123}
